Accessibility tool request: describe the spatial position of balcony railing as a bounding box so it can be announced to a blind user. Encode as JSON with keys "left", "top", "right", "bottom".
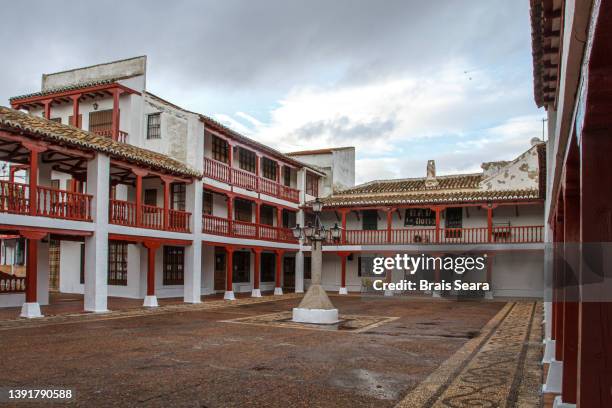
{"left": 0, "top": 180, "right": 92, "bottom": 221}
{"left": 92, "top": 129, "right": 129, "bottom": 143}
{"left": 202, "top": 214, "right": 296, "bottom": 243}
{"left": 204, "top": 158, "right": 300, "bottom": 203}
{"left": 0, "top": 272, "right": 25, "bottom": 293}
{"left": 109, "top": 199, "right": 191, "bottom": 232}
{"left": 333, "top": 226, "right": 544, "bottom": 245}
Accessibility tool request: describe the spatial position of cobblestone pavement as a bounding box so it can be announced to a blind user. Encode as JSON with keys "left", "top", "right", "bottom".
{"left": 0, "top": 295, "right": 541, "bottom": 407}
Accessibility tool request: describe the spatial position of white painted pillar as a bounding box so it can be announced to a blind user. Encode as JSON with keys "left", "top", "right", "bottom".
{"left": 184, "top": 179, "right": 203, "bottom": 303}
{"left": 84, "top": 153, "right": 109, "bottom": 313}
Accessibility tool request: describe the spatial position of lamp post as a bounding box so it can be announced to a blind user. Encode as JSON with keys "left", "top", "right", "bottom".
{"left": 292, "top": 198, "right": 342, "bottom": 324}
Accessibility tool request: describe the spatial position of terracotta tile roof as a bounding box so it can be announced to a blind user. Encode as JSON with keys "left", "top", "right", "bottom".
{"left": 10, "top": 79, "right": 116, "bottom": 102}
{"left": 286, "top": 147, "right": 354, "bottom": 156}
{"left": 321, "top": 188, "right": 541, "bottom": 207}
{"left": 0, "top": 106, "right": 201, "bottom": 178}
{"left": 341, "top": 173, "right": 483, "bottom": 195}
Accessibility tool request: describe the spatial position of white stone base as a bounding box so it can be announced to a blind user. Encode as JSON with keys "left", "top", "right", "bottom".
{"left": 251, "top": 288, "right": 262, "bottom": 298}
{"left": 20, "top": 302, "right": 43, "bottom": 318}
{"left": 143, "top": 295, "right": 158, "bottom": 307}
{"left": 292, "top": 307, "right": 339, "bottom": 324}
{"left": 274, "top": 287, "right": 283, "bottom": 296}
{"left": 553, "top": 396, "right": 576, "bottom": 408}
{"left": 432, "top": 290, "right": 441, "bottom": 298}
{"left": 224, "top": 291, "right": 235, "bottom": 300}
{"left": 484, "top": 290, "right": 494, "bottom": 300}
{"left": 543, "top": 360, "right": 563, "bottom": 394}
{"left": 339, "top": 287, "right": 348, "bottom": 295}
{"left": 542, "top": 339, "right": 556, "bottom": 364}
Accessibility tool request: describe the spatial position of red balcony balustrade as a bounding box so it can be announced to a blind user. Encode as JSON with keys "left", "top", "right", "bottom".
{"left": 202, "top": 214, "right": 297, "bottom": 243}
{"left": 109, "top": 199, "right": 191, "bottom": 232}
{"left": 92, "top": 129, "right": 129, "bottom": 143}
{"left": 203, "top": 158, "right": 300, "bottom": 203}
{"left": 0, "top": 180, "right": 92, "bottom": 221}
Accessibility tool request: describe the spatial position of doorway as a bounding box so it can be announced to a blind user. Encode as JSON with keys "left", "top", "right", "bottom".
{"left": 283, "top": 256, "right": 295, "bottom": 290}
{"left": 214, "top": 248, "right": 226, "bottom": 292}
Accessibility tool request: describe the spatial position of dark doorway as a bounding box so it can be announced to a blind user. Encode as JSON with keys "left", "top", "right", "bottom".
{"left": 283, "top": 256, "right": 295, "bottom": 290}
{"left": 214, "top": 248, "right": 226, "bottom": 292}
{"left": 233, "top": 251, "right": 250, "bottom": 283}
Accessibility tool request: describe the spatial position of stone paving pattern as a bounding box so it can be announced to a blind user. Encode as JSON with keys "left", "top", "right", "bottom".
{"left": 0, "top": 294, "right": 541, "bottom": 407}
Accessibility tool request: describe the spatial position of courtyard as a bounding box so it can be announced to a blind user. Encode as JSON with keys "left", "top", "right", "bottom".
{"left": 0, "top": 294, "right": 542, "bottom": 407}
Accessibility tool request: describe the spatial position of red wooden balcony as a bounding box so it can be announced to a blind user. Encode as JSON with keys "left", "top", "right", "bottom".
{"left": 202, "top": 214, "right": 296, "bottom": 243}
{"left": 0, "top": 180, "right": 92, "bottom": 221}
{"left": 335, "top": 225, "right": 544, "bottom": 245}
{"left": 204, "top": 158, "right": 300, "bottom": 203}
{"left": 109, "top": 199, "right": 191, "bottom": 232}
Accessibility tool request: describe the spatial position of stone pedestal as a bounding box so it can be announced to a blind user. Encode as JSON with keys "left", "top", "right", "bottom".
{"left": 20, "top": 302, "right": 43, "bottom": 318}
{"left": 143, "top": 295, "right": 158, "bottom": 307}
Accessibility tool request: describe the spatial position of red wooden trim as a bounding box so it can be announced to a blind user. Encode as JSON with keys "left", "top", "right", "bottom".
{"left": 111, "top": 89, "right": 121, "bottom": 141}
{"left": 0, "top": 224, "right": 92, "bottom": 236}
{"left": 325, "top": 200, "right": 544, "bottom": 213}
{"left": 71, "top": 94, "right": 80, "bottom": 127}
{"left": 12, "top": 82, "right": 140, "bottom": 106}
{"left": 108, "top": 233, "right": 192, "bottom": 246}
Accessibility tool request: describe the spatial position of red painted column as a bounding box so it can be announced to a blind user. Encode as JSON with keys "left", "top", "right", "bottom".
{"left": 255, "top": 200, "right": 260, "bottom": 238}
{"left": 144, "top": 242, "right": 159, "bottom": 297}
{"left": 133, "top": 169, "right": 147, "bottom": 227}
{"left": 275, "top": 250, "right": 284, "bottom": 291}
{"left": 42, "top": 99, "right": 52, "bottom": 120}
{"left": 111, "top": 88, "right": 121, "bottom": 141}
{"left": 25, "top": 238, "right": 38, "bottom": 302}
{"left": 226, "top": 247, "right": 234, "bottom": 293}
{"left": 339, "top": 252, "right": 349, "bottom": 293}
{"left": 340, "top": 209, "right": 348, "bottom": 244}
{"left": 162, "top": 176, "right": 171, "bottom": 230}
{"left": 561, "top": 147, "right": 579, "bottom": 405}
{"left": 386, "top": 208, "right": 393, "bottom": 243}
{"left": 253, "top": 248, "right": 261, "bottom": 291}
{"left": 487, "top": 207, "right": 493, "bottom": 242}
{"left": 71, "top": 94, "right": 80, "bottom": 127}
{"left": 23, "top": 142, "right": 46, "bottom": 216}
{"left": 433, "top": 207, "right": 442, "bottom": 243}
{"left": 277, "top": 207, "right": 283, "bottom": 228}
{"left": 577, "top": 129, "right": 612, "bottom": 408}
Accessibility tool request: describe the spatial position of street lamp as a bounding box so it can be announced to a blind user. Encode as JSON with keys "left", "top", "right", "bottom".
{"left": 292, "top": 198, "right": 340, "bottom": 324}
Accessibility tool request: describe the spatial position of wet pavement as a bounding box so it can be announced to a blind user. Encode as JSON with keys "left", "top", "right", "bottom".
{"left": 0, "top": 295, "right": 526, "bottom": 407}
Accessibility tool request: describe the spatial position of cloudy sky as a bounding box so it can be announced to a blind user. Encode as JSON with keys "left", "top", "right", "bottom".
{"left": 1, "top": 0, "right": 543, "bottom": 184}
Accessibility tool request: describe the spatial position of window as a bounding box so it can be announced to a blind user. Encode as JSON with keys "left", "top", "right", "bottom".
{"left": 163, "top": 246, "right": 184, "bottom": 285}
{"left": 260, "top": 205, "right": 274, "bottom": 225}
{"left": 445, "top": 207, "right": 463, "bottom": 238}
{"left": 15, "top": 238, "right": 25, "bottom": 265}
{"left": 203, "top": 191, "right": 213, "bottom": 215}
{"left": 212, "top": 136, "right": 229, "bottom": 163}
{"left": 89, "top": 110, "right": 112, "bottom": 134}
{"left": 283, "top": 210, "right": 296, "bottom": 228}
{"left": 358, "top": 256, "right": 385, "bottom": 278}
{"left": 108, "top": 241, "right": 128, "bottom": 286}
{"left": 171, "top": 183, "right": 186, "bottom": 211}
{"left": 262, "top": 157, "right": 277, "bottom": 180}
{"left": 306, "top": 173, "right": 319, "bottom": 196}
{"left": 404, "top": 208, "right": 436, "bottom": 227}
{"left": 261, "top": 252, "right": 276, "bottom": 282}
{"left": 144, "top": 189, "right": 158, "bottom": 206}
{"left": 147, "top": 113, "right": 161, "bottom": 139}
{"left": 304, "top": 257, "right": 311, "bottom": 280}
{"left": 234, "top": 199, "right": 252, "bottom": 222}
{"left": 283, "top": 167, "right": 291, "bottom": 187}
{"left": 232, "top": 251, "right": 250, "bottom": 283}
{"left": 238, "top": 148, "right": 256, "bottom": 173}
{"left": 362, "top": 210, "right": 378, "bottom": 230}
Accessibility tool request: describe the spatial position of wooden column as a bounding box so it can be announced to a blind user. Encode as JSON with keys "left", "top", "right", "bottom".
{"left": 111, "top": 88, "right": 121, "bottom": 141}
{"left": 23, "top": 142, "right": 46, "bottom": 216}
{"left": 577, "top": 129, "right": 612, "bottom": 408}
{"left": 432, "top": 206, "right": 443, "bottom": 243}
{"left": 561, "top": 140, "right": 580, "bottom": 405}
{"left": 277, "top": 207, "right": 283, "bottom": 228}
{"left": 143, "top": 241, "right": 160, "bottom": 297}
{"left": 42, "top": 99, "right": 52, "bottom": 120}
{"left": 133, "top": 168, "right": 147, "bottom": 227}
{"left": 70, "top": 94, "right": 80, "bottom": 127}
{"left": 21, "top": 231, "right": 46, "bottom": 303}
{"left": 275, "top": 249, "right": 284, "bottom": 290}
{"left": 487, "top": 206, "right": 493, "bottom": 242}
{"left": 162, "top": 176, "right": 172, "bottom": 230}
{"left": 338, "top": 252, "right": 349, "bottom": 293}
{"left": 340, "top": 209, "right": 348, "bottom": 244}
{"left": 226, "top": 247, "right": 234, "bottom": 293}
{"left": 386, "top": 208, "right": 393, "bottom": 243}
{"left": 253, "top": 248, "right": 261, "bottom": 291}
{"left": 255, "top": 200, "right": 260, "bottom": 238}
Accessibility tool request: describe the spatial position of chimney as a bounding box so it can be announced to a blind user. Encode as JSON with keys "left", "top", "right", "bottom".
{"left": 425, "top": 160, "right": 438, "bottom": 187}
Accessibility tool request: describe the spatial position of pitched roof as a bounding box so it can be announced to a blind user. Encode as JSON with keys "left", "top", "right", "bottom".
{"left": 286, "top": 147, "right": 354, "bottom": 156}
{"left": 340, "top": 173, "right": 482, "bottom": 195}
{"left": 0, "top": 106, "right": 201, "bottom": 178}
{"left": 10, "top": 79, "right": 117, "bottom": 101}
